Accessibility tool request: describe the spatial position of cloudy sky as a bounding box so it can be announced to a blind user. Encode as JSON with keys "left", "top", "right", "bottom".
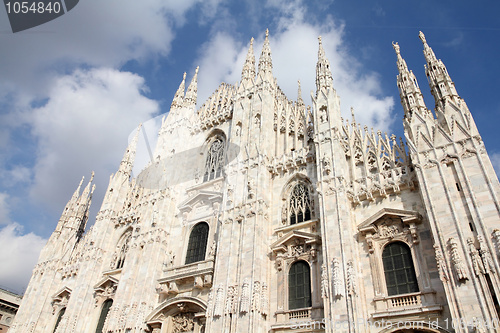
{"left": 1, "top": 0, "right": 499, "bottom": 293}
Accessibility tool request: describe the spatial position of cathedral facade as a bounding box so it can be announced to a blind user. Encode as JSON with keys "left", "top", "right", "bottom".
{"left": 10, "top": 31, "right": 500, "bottom": 333}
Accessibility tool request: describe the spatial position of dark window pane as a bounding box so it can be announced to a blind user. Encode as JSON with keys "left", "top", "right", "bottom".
{"left": 289, "top": 261, "right": 312, "bottom": 309}
{"left": 185, "top": 223, "right": 209, "bottom": 264}
{"left": 53, "top": 308, "right": 66, "bottom": 333}
{"left": 96, "top": 300, "right": 113, "bottom": 333}
{"left": 382, "top": 242, "right": 419, "bottom": 296}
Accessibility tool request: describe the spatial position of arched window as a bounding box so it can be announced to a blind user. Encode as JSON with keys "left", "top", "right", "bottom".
{"left": 203, "top": 138, "right": 225, "bottom": 182}
{"left": 95, "top": 299, "right": 113, "bottom": 333}
{"left": 382, "top": 242, "right": 419, "bottom": 296}
{"left": 115, "top": 230, "right": 132, "bottom": 270}
{"left": 52, "top": 307, "right": 66, "bottom": 333}
{"left": 185, "top": 223, "right": 209, "bottom": 264}
{"left": 288, "top": 261, "right": 312, "bottom": 309}
{"left": 288, "top": 184, "right": 312, "bottom": 225}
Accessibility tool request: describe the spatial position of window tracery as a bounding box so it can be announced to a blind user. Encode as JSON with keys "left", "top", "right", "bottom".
{"left": 203, "top": 138, "right": 225, "bottom": 182}
{"left": 113, "top": 230, "right": 132, "bottom": 270}
{"left": 288, "top": 183, "right": 313, "bottom": 225}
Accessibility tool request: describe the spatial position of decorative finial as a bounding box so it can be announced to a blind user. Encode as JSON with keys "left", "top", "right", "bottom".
{"left": 392, "top": 41, "right": 400, "bottom": 55}
{"left": 250, "top": 37, "right": 254, "bottom": 46}
{"left": 265, "top": 29, "right": 269, "bottom": 38}
{"left": 183, "top": 72, "right": 187, "bottom": 80}
{"left": 350, "top": 107, "right": 356, "bottom": 123}
{"left": 297, "top": 80, "right": 303, "bottom": 102}
{"left": 318, "top": 36, "right": 322, "bottom": 44}
{"left": 419, "top": 31, "right": 427, "bottom": 44}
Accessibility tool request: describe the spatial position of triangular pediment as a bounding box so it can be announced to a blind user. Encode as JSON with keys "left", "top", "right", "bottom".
{"left": 52, "top": 286, "right": 72, "bottom": 301}
{"left": 358, "top": 208, "right": 421, "bottom": 235}
{"left": 271, "top": 230, "right": 320, "bottom": 254}
{"left": 178, "top": 190, "right": 222, "bottom": 213}
{"left": 93, "top": 275, "right": 119, "bottom": 292}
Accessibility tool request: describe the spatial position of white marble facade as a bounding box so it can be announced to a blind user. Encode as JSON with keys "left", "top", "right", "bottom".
{"left": 10, "top": 31, "right": 500, "bottom": 333}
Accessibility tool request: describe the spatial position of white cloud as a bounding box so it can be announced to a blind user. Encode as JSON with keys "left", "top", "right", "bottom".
{"left": 29, "top": 68, "right": 159, "bottom": 214}
{"left": 195, "top": 5, "right": 395, "bottom": 131}
{"left": 0, "top": 0, "right": 225, "bottom": 98}
{"left": 0, "top": 223, "right": 47, "bottom": 293}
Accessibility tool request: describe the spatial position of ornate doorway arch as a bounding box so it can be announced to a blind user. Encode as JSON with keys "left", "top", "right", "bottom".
{"left": 145, "top": 297, "right": 206, "bottom": 333}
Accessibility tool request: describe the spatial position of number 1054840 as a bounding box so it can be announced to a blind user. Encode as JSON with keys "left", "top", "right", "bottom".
{"left": 5, "top": 1, "right": 61, "bottom": 14}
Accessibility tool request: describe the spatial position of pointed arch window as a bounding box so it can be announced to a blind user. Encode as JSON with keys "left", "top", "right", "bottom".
{"left": 114, "top": 230, "right": 132, "bottom": 270}
{"left": 95, "top": 299, "right": 113, "bottom": 333}
{"left": 52, "top": 307, "right": 66, "bottom": 333}
{"left": 382, "top": 242, "right": 419, "bottom": 296}
{"left": 185, "top": 222, "right": 209, "bottom": 264}
{"left": 204, "top": 138, "right": 225, "bottom": 182}
{"left": 289, "top": 261, "right": 312, "bottom": 309}
{"left": 289, "top": 184, "right": 312, "bottom": 225}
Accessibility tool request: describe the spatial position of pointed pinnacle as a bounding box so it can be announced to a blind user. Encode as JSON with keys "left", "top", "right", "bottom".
{"left": 72, "top": 176, "right": 84, "bottom": 200}
{"left": 185, "top": 66, "right": 199, "bottom": 106}
{"left": 171, "top": 72, "right": 186, "bottom": 109}
{"left": 297, "top": 80, "right": 303, "bottom": 101}
{"left": 258, "top": 29, "right": 273, "bottom": 75}
{"left": 242, "top": 37, "right": 256, "bottom": 81}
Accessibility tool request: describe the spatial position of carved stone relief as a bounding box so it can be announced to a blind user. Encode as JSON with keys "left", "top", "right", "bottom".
{"left": 433, "top": 244, "right": 449, "bottom": 282}
{"left": 332, "top": 257, "right": 344, "bottom": 299}
{"left": 448, "top": 237, "right": 468, "bottom": 281}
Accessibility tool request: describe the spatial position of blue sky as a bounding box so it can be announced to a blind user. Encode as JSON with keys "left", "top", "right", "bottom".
{"left": 0, "top": 0, "right": 499, "bottom": 293}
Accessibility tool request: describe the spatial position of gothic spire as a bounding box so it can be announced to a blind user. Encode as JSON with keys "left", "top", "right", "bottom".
{"left": 419, "top": 31, "right": 459, "bottom": 104}
{"left": 257, "top": 29, "right": 273, "bottom": 75}
{"left": 118, "top": 124, "right": 141, "bottom": 177}
{"left": 76, "top": 172, "right": 95, "bottom": 238}
{"left": 184, "top": 66, "right": 199, "bottom": 107}
{"left": 297, "top": 80, "right": 304, "bottom": 107}
{"left": 419, "top": 31, "right": 438, "bottom": 65}
{"left": 171, "top": 72, "right": 186, "bottom": 109}
{"left": 315, "top": 36, "right": 333, "bottom": 94}
{"left": 241, "top": 37, "right": 256, "bottom": 82}
{"left": 393, "top": 41, "right": 430, "bottom": 121}
{"left": 79, "top": 171, "right": 94, "bottom": 204}
{"left": 71, "top": 176, "right": 84, "bottom": 201}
